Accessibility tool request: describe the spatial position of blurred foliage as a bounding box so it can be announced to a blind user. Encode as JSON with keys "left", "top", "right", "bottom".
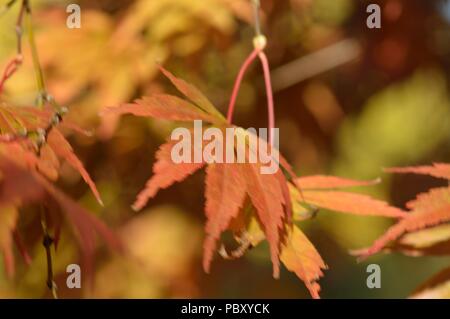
{"left": 0, "top": 0, "right": 450, "bottom": 298}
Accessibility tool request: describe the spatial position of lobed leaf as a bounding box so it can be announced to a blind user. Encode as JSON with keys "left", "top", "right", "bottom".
{"left": 356, "top": 187, "right": 450, "bottom": 258}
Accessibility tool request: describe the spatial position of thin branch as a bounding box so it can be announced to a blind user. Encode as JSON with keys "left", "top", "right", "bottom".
{"left": 0, "top": 0, "right": 26, "bottom": 94}
{"left": 0, "top": 0, "right": 18, "bottom": 17}
{"left": 23, "top": 0, "right": 47, "bottom": 106}
{"left": 251, "top": 0, "right": 262, "bottom": 37}
{"left": 41, "top": 206, "right": 58, "bottom": 299}
{"left": 16, "top": 0, "right": 26, "bottom": 55}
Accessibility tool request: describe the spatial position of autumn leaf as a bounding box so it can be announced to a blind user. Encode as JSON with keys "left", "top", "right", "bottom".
{"left": 159, "top": 66, "right": 226, "bottom": 120}
{"left": 240, "top": 161, "right": 285, "bottom": 278}
{"left": 106, "top": 68, "right": 404, "bottom": 298}
{"left": 281, "top": 225, "right": 327, "bottom": 299}
{"left": 387, "top": 224, "right": 450, "bottom": 256}
{"left": 356, "top": 187, "right": 450, "bottom": 258}
{"left": 291, "top": 175, "right": 407, "bottom": 219}
{"left": 354, "top": 164, "right": 450, "bottom": 259}
{"left": 106, "top": 68, "right": 293, "bottom": 284}
{"left": 46, "top": 128, "right": 103, "bottom": 206}
{"left": 132, "top": 134, "right": 206, "bottom": 211}
{"left": 227, "top": 215, "right": 327, "bottom": 299}
{"left": 104, "top": 94, "right": 221, "bottom": 124}
{"left": 203, "top": 163, "right": 247, "bottom": 273}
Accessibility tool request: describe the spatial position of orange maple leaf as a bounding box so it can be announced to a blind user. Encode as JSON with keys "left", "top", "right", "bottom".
{"left": 105, "top": 68, "right": 404, "bottom": 298}
{"left": 356, "top": 164, "right": 450, "bottom": 259}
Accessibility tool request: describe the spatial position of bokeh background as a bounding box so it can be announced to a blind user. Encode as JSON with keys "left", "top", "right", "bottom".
{"left": 1, "top": 0, "right": 450, "bottom": 298}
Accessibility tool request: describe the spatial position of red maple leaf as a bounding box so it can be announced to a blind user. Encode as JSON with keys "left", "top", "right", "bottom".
{"left": 105, "top": 68, "right": 404, "bottom": 298}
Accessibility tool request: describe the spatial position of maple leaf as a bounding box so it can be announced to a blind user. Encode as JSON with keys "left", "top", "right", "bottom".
{"left": 281, "top": 225, "right": 327, "bottom": 299}
{"left": 105, "top": 68, "right": 293, "bottom": 282}
{"left": 387, "top": 223, "right": 450, "bottom": 256}
{"left": 356, "top": 187, "right": 450, "bottom": 258}
{"left": 105, "top": 68, "right": 404, "bottom": 298}
{"left": 355, "top": 164, "right": 450, "bottom": 259}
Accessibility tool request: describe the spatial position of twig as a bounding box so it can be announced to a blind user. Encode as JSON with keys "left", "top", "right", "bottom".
{"left": 0, "top": 0, "right": 18, "bottom": 17}
{"left": 0, "top": 0, "right": 26, "bottom": 94}
{"left": 16, "top": 0, "right": 26, "bottom": 55}
{"left": 23, "top": 0, "right": 47, "bottom": 106}
{"left": 41, "top": 206, "right": 58, "bottom": 299}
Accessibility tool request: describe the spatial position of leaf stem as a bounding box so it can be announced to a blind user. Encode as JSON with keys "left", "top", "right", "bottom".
{"left": 226, "top": 0, "right": 275, "bottom": 144}
{"left": 252, "top": 0, "right": 262, "bottom": 37}
{"left": 257, "top": 51, "right": 275, "bottom": 145}
{"left": 0, "top": 0, "right": 25, "bottom": 94}
{"left": 226, "top": 48, "right": 259, "bottom": 124}
{"left": 23, "top": 0, "right": 47, "bottom": 106}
